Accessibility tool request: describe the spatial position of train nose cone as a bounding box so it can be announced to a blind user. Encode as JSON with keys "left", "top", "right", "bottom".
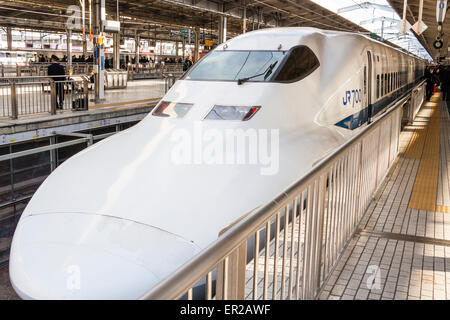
{"left": 9, "top": 213, "right": 200, "bottom": 299}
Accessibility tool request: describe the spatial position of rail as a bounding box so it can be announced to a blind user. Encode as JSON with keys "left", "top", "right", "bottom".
{"left": 141, "top": 80, "right": 426, "bottom": 300}
{"left": 1, "top": 63, "right": 94, "bottom": 77}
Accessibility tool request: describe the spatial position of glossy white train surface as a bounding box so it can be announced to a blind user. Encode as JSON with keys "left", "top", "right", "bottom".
{"left": 9, "top": 27, "right": 425, "bottom": 299}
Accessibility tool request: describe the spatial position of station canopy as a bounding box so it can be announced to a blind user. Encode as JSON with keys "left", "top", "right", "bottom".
{"left": 312, "top": 0, "right": 432, "bottom": 61}
{"left": 0, "top": 0, "right": 435, "bottom": 61}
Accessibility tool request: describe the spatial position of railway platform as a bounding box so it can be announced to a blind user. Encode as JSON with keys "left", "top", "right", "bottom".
{"left": 0, "top": 79, "right": 163, "bottom": 143}
{"left": 319, "top": 93, "right": 450, "bottom": 300}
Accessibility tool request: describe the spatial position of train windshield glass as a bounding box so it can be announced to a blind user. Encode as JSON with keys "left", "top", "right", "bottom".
{"left": 185, "top": 51, "right": 286, "bottom": 81}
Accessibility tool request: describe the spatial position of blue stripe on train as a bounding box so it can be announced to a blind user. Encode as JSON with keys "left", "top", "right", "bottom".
{"left": 335, "top": 82, "right": 418, "bottom": 130}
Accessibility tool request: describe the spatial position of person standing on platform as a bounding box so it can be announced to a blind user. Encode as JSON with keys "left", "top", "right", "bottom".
{"left": 47, "top": 55, "right": 66, "bottom": 110}
{"left": 183, "top": 56, "right": 193, "bottom": 72}
{"left": 442, "top": 66, "right": 450, "bottom": 103}
{"left": 425, "top": 66, "right": 434, "bottom": 101}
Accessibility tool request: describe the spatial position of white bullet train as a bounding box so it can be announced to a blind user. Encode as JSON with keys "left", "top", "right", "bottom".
{"left": 9, "top": 27, "right": 425, "bottom": 299}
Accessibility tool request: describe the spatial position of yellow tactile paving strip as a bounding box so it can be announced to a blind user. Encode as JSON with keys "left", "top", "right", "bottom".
{"left": 404, "top": 126, "right": 427, "bottom": 159}
{"left": 408, "top": 94, "right": 450, "bottom": 213}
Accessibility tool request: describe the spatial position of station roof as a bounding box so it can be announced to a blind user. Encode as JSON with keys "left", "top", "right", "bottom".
{"left": 0, "top": 0, "right": 369, "bottom": 41}
{"left": 388, "top": 0, "right": 444, "bottom": 60}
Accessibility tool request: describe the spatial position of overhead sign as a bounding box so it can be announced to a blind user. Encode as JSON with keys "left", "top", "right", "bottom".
{"left": 397, "top": 0, "right": 411, "bottom": 35}
{"left": 437, "top": 0, "right": 448, "bottom": 24}
{"left": 396, "top": 20, "right": 411, "bottom": 35}
{"left": 103, "top": 20, "right": 120, "bottom": 34}
{"left": 412, "top": 0, "right": 427, "bottom": 35}
{"left": 412, "top": 21, "right": 428, "bottom": 35}
{"left": 205, "top": 40, "right": 213, "bottom": 46}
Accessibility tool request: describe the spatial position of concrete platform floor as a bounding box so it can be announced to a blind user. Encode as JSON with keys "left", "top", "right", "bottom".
{"left": 87, "top": 79, "right": 165, "bottom": 108}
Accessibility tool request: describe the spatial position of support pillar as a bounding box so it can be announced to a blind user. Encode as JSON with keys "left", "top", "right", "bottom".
{"left": 113, "top": 33, "right": 120, "bottom": 69}
{"left": 82, "top": 40, "right": 87, "bottom": 58}
{"left": 182, "top": 39, "right": 186, "bottom": 59}
{"left": 175, "top": 40, "right": 179, "bottom": 58}
{"left": 93, "top": 0, "right": 105, "bottom": 102}
{"left": 7, "top": 27, "right": 12, "bottom": 51}
{"left": 66, "top": 29, "right": 72, "bottom": 72}
{"left": 194, "top": 27, "right": 200, "bottom": 62}
{"left": 218, "top": 16, "right": 227, "bottom": 44}
{"left": 135, "top": 34, "right": 140, "bottom": 72}
{"left": 243, "top": 7, "right": 247, "bottom": 33}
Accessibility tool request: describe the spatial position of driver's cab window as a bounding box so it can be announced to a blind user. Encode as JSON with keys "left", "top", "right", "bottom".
{"left": 274, "top": 46, "right": 319, "bottom": 82}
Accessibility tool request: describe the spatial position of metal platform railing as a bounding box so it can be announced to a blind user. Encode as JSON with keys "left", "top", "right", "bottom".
{"left": 0, "top": 75, "right": 90, "bottom": 119}
{"left": 129, "top": 63, "right": 184, "bottom": 80}
{"left": 141, "top": 81, "right": 426, "bottom": 300}
{"left": 0, "top": 63, "right": 94, "bottom": 77}
{"left": 0, "top": 74, "right": 178, "bottom": 119}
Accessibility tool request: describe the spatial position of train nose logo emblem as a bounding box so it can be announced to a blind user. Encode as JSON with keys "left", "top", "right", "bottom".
{"left": 342, "top": 89, "right": 362, "bottom": 107}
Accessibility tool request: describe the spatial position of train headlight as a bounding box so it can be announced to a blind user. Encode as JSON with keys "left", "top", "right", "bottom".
{"left": 204, "top": 105, "right": 261, "bottom": 121}
{"left": 152, "top": 101, "right": 193, "bottom": 118}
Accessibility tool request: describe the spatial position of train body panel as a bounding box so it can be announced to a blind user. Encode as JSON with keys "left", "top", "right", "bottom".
{"left": 9, "top": 27, "right": 426, "bottom": 299}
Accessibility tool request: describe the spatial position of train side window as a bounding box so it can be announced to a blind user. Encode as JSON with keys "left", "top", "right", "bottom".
{"left": 388, "top": 73, "right": 391, "bottom": 92}
{"left": 389, "top": 72, "right": 394, "bottom": 92}
{"left": 381, "top": 74, "right": 384, "bottom": 96}
{"left": 274, "top": 46, "right": 320, "bottom": 82}
{"left": 384, "top": 74, "right": 388, "bottom": 94}
{"left": 376, "top": 75, "right": 380, "bottom": 98}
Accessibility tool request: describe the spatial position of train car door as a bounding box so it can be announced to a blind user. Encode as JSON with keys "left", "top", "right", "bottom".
{"left": 366, "top": 51, "right": 373, "bottom": 123}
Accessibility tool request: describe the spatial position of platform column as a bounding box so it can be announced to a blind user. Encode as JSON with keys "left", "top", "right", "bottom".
{"left": 194, "top": 27, "right": 200, "bottom": 62}
{"left": 242, "top": 5, "right": 247, "bottom": 33}
{"left": 92, "top": 0, "right": 105, "bottom": 102}
{"left": 135, "top": 34, "right": 140, "bottom": 73}
{"left": 6, "top": 26, "right": 12, "bottom": 51}
{"left": 218, "top": 16, "right": 227, "bottom": 44}
{"left": 182, "top": 39, "right": 185, "bottom": 59}
{"left": 66, "top": 28, "right": 72, "bottom": 72}
{"left": 113, "top": 33, "right": 120, "bottom": 69}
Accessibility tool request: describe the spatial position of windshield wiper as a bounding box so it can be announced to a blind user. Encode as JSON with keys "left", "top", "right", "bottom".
{"left": 237, "top": 61, "right": 278, "bottom": 85}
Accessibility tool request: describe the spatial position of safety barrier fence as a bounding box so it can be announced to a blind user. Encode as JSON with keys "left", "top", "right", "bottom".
{"left": 1, "top": 63, "right": 94, "bottom": 77}
{"left": 0, "top": 75, "right": 90, "bottom": 119}
{"left": 129, "top": 63, "right": 184, "bottom": 79}
{"left": 141, "top": 81, "right": 425, "bottom": 300}
{"left": 0, "top": 74, "right": 178, "bottom": 119}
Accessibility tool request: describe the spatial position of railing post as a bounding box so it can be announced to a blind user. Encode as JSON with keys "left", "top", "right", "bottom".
{"left": 9, "top": 80, "right": 18, "bottom": 119}
{"left": 316, "top": 174, "right": 327, "bottom": 293}
{"left": 49, "top": 79, "right": 57, "bottom": 115}
{"left": 216, "top": 243, "right": 247, "bottom": 300}
{"left": 49, "top": 135, "right": 57, "bottom": 171}
{"left": 164, "top": 75, "right": 168, "bottom": 93}
{"left": 83, "top": 79, "right": 89, "bottom": 110}
{"left": 215, "top": 213, "right": 251, "bottom": 300}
